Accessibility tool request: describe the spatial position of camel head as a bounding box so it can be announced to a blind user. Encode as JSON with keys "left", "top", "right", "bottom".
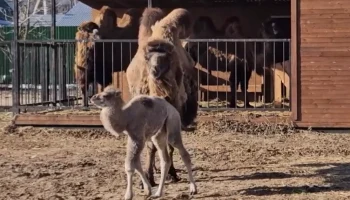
{"left": 75, "top": 21, "right": 101, "bottom": 71}
{"left": 222, "top": 16, "right": 243, "bottom": 38}
{"left": 185, "top": 16, "right": 218, "bottom": 61}
{"left": 144, "top": 39, "right": 175, "bottom": 80}
{"left": 259, "top": 17, "right": 291, "bottom": 39}
{"left": 192, "top": 16, "right": 217, "bottom": 39}
{"left": 90, "top": 85, "right": 122, "bottom": 108}
{"left": 78, "top": 21, "right": 99, "bottom": 33}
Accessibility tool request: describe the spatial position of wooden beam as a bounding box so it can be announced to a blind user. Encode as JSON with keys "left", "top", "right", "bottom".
{"left": 13, "top": 113, "right": 292, "bottom": 127}
{"left": 291, "top": 0, "right": 300, "bottom": 121}
{"left": 294, "top": 122, "right": 350, "bottom": 128}
{"left": 79, "top": 0, "right": 132, "bottom": 9}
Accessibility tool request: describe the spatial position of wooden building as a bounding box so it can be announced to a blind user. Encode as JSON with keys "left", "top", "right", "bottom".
{"left": 83, "top": 0, "right": 350, "bottom": 128}
{"left": 13, "top": 0, "right": 350, "bottom": 128}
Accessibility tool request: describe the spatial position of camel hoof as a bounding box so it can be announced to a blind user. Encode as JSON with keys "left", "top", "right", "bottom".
{"left": 139, "top": 180, "right": 157, "bottom": 190}
{"left": 167, "top": 174, "right": 181, "bottom": 183}
{"left": 189, "top": 183, "right": 198, "bottom": 195}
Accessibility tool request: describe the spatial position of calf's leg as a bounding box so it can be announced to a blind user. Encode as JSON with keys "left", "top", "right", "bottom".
{"left": 124, "top": 137, "right": 152, "bottom": 200}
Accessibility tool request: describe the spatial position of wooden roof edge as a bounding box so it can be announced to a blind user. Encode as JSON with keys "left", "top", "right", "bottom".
{"left": 79, "top": 0, "right": 103, "bottom": 9}
{"left": 79, "top": 0, "right": 136, "bottom": 9}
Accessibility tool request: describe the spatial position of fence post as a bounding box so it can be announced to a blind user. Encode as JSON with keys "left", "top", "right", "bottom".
{"left": 58, "top": 44, "right": 67, "bottom": 105}
{"left": 11, "top": 0, "right": 20, "bottom": 114}
{"left": 51, "top": 0, "right": 57, "bottom": 105}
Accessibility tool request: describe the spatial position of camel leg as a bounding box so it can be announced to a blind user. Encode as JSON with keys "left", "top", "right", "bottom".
{"left": 240, "top": 70, "right": 253, "bottom": 108}
{"left": 151, "top": 132, "right": 171, "bottom": 198}
{"left": 229, "top": 71, "right": 237, "bottom": 108}
{"left": 139, "top": 141, "right": 157, "bottom": 189}
{"left": 124, "top": 137, "right": 152, "bottom": 200}
{"left": 167, "top": 144, "right": 182, "bottom": 183}
{"left": 81, "top": 86, "right": 90, "bottom": 109}
{"left": 169, "top": 137, "right": 198, "bottom": 195}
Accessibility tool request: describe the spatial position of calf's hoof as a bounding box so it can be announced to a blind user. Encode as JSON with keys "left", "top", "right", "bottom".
{"left": 139, "top": 179, "right": 157, "bottom": 190}
{"left": 190, "top": 183, "right": 198, "bottom": 195}
{"left": 124, "top": 193, "right": 133, "bottom": 200}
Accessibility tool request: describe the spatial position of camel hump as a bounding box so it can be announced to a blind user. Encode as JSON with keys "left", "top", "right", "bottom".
{"left": 139, "top": 96, "right": 154, "bottom": 109}
{"left": 140, "top": 7, "right": 165, "bottom": 29}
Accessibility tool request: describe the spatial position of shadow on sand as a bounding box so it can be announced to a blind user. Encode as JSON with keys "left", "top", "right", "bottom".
{"left": 197, "top": 162, "right": 350, "bottom": 197}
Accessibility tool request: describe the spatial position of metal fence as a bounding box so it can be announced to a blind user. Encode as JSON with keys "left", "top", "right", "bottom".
{"left": 0, "top": 38, "right": 291, "bottom": 112}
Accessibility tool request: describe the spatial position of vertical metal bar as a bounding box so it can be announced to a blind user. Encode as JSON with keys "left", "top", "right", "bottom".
{"left": 234, "top": 41, "right": 237, "bottom": 109}
{"left": 216, "top": 41, "right": 218, "bottom": 110}
{"left": 197, "top": 42, "right": 200, "bottom": 104}
{"left": 273, "top": 41, "right": 276, "bottom": 107}
{"left": 84, "top": 40, "right": 88, "bottom": 108}
{"left": 51, "top": 0, "right": 57, "bottom": 105}
{"left": 148, "top": 0, "right": 153, "bottom": 8}
{"left": 20, "top": 43, "right": 23, "bottom": 106}
{"left": 244, "top": 41, "right": 247, "bottom": 109}
{"left": 61, "top": 43, "right": 67, "bottom": 104}
{"left": 225, "top": 41, "right": 228, "bottom": 108}
{"left": 254, "top": 42, "right": 257, "bottom": 108}
{"left": 40, "top": 43, "right": 49, "bottom": 104}
{"left": 40, "top": 44, "right": 45, "bottom": 104}
{"left": 12, "top": 0, "right": 20, "bottom": 113}
{"left": 34, "top": 45, "right": 38, "bottom": 104}
{"left": 28, "top": 43, "right": 33, "bottom": 105}
{"left": 22, "top": 43, "right": 26, "bottom": 105}
{"left": 282, "top": 41, "right": 285, "bottom": 109}
{"left": 103, "top": 42, "right": 105, "bottom": 89}
{"left": 93, "top": 41, "right": 97, "bottom": 95}
{"left": 67, "top": 42, "right": 72, "bottom": 106}
{"left": 111, "top": 42, "right": 114, "bottom": 86}
{"left": 263, "top": 42, "right": 266, "bottom": 109}
{"left": 92, "top": 41, "right": 96, "bottom": 95}
{"left": 206, "top": 42, "right": 209, "bottom": 108}
{"left": 121, "top": 42, "right": 123, "bottom": 91}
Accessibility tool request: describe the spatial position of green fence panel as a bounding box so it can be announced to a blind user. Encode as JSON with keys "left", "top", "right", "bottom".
{"left": 0, "top": 26, "right": 78, "bottom": 85}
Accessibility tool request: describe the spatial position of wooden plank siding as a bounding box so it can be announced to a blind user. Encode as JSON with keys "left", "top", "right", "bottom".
{"left": 296, "top": 0, "right": 350, "bottom": 127}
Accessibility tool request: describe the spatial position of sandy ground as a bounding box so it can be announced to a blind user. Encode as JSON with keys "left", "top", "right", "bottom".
{"left": 1, "top": 112, "right": 350, "bottom": 200}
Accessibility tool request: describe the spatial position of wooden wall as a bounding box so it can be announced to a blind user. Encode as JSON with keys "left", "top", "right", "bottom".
{"left": 297, "top": 0, "right": 350, "bottom": 127}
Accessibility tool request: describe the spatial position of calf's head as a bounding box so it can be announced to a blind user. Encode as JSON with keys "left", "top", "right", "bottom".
{"left": 90, "top": 86, "right": 122, "bottom": 108}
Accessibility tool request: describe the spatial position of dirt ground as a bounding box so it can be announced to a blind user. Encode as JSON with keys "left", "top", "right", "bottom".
{"left": 1, "top": 112, "right": 350, "bottom": 200}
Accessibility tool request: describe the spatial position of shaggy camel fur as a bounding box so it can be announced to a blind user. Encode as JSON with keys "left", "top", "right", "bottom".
{"left": 74, "top": 6, "right": 141, "bottom": 107}
{"left": 126, "top": 7, "right": 198, "bottom": 188}
{"left": 90, "top": 86, "right": 197, "bottom": 200}
{"left": 74, "top": 22, "right": 101, "bottom": 107}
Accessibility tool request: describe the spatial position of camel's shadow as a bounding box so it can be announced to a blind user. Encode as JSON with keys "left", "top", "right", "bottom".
{"left": 197, "top": 162, "right": 350, "bottom": 198}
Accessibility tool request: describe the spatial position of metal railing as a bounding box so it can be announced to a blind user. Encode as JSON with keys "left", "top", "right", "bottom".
{"left": 0, "top": 41, "right": 13, "bottom": 111}
{"left": 1, "top": 38, "right": 291, "bottom": 113}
